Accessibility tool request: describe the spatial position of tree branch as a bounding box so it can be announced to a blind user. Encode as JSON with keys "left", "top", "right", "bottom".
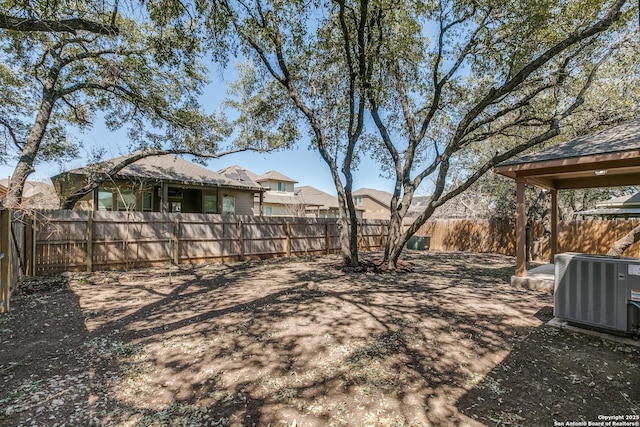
{"left": 0, "top": 118, "right": 23, "bottom": 151}
{"left": 0, "top": 13, "right": 119, "bottom": 35}
{"left": 451, "top": 0, "right": 626, "bottom": 146}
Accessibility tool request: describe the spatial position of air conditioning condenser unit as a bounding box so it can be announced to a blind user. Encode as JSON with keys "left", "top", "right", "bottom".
{"left": 554, "top": 253, "right": 640, "bottom": 336}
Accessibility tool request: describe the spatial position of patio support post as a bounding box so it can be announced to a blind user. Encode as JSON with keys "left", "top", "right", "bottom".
{"left": 161, "top": 182, "right": 169, "bottom": 213}
{"left": 516, "top": 179, "right": 527, "bottom": 277}
{"left": 259, "top": 192, "right": 264, "bottom": 217}
{"left": 93, "top": 187, "right": 99, "bottom": 211}
{"left": 550, "top": 189, "right": 558, "bottom": 264}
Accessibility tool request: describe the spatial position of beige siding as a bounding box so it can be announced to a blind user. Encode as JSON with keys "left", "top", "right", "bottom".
{"left": 357, "top": 196, "right": 390, "bottom": 219}
{"left": 225, "top": 190, "right": 254, "bottom": 215}
{"left": 260, "top": 179, "right": 295, "bottom": 193}
{"left": 257, "top": 203, "right": 302, "bottom": 217}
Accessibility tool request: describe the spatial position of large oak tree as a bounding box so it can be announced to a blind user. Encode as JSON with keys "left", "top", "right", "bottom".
{"left": 359, "top": 0, "right": 638, "bottom": 269}
{"left": 0, "top": 1, "right": 239, "bottom": 208}
{"left": 198, "top": 0, "right": 373, "bottom": 266}
{"left": 201, "top": 0, "right": 637, "bottom": 269}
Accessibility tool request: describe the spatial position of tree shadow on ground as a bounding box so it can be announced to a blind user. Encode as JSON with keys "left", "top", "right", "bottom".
{"left": 0, "top": 276, "right": 94, "bottom": 426}
{"left": 80, "top": 252, "right": 549, "bottom": 425}
{"left": 456, "top": 306, "right": 640, "bottom": 426}
{"left": 2, "top": 251, "right": 638, "bottom": 426}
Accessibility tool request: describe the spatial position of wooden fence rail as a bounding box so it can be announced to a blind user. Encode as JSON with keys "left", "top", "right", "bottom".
{"left": 26, "top": 211, "right": 389, "bottom": 276}
{"left": 413, "top": 218, "right": 640, "bottom": 260}
{"left": 3, "top": 209, "right": 639, "bottom": 291}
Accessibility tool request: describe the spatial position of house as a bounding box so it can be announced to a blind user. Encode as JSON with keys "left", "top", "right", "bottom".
{"left": 250, "top": 170, "right": 304, "bottom": 216}
{"left": 51, "top": 153, "right": 265, "bottom": 215}
{"left": 352, "top": 188, "right": 393, "bottom": 219}
{"left": 296, "top": 185, "right": 364, "bottom": 218}
{"left": 575, "top": 192, "right": 640, "bottom": 219}
{"left": 213, "top": 167, "right": 363, "bottom": 218}
{"left": 354, "top": 188, "right": 494, "bottom": 220}
{"left": 0, "top": 179, "right": 60, "bottom": 209}
{"left": 406, "top": 193, "right": 496, "bottom": 219}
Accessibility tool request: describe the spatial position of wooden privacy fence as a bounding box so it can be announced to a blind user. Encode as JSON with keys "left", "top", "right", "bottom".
{"left": 411, "top": 218, "right": 640, "bottom": 260}
{"left": 0, "top": 210, "right": 28, "bottom": 312}
{"left": 7, "top": 210, "right": 640, "bottom": 280}
{"left": 412, "top": 218, "right": 516, "bottom": 256}
{"left": 27, "top": 211, "right": 389, "bottom": 276}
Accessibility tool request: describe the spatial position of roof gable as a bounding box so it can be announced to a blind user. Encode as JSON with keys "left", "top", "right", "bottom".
{"left": 353, "top": 188, "right": 393, "bottom": 206}
{"left": 255, "top": 170, "right": 298, "bottom": 183}
{"left": 295, "top": 186, "right": 339, "bottom": 209}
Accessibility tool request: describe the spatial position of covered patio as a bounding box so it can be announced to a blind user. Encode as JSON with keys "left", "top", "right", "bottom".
{"left": 494, "top": 118, "right": 640, "bottom": 288}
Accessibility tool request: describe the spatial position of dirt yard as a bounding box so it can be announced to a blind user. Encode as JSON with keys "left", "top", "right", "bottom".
{"left": 1, "top": 251, "right": 639, "bottom": 427}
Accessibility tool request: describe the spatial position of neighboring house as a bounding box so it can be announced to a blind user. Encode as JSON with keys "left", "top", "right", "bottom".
{"left": 295, "top": 185, "right": 363, "bottom": 219}
{"left": 251, "top": 170, "right": 307, "bottom": 216}
{"left": 352, "top": 188, "right": 393, "bottom": 219}
{"left": 51, "top": 153, "right": 265, "bottom": 215}
{"left": 0, "top": 179, "right": 60, "bottom": 209}
{"left": 407, "top": 193, "right": 497, "bottom": 219}
{"left": 575, "top": 192, "right": 640, "bottom": 219}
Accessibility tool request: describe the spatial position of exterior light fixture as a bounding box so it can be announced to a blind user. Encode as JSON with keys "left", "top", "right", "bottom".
{"left": 594, "top": 170, "right": 608, "bottom": 176}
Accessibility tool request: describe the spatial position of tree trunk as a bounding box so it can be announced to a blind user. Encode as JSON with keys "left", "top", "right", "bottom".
{"left": 384, "top": 216, "right": 403, "bottom": 270}
{"left": 336, "top": 216, "right": 359, "bottom": 267}
{"left": 607, "top": 224, "right": 640, "bottom": 257}
{"left": 4, "top": 94, "right": 56, "bottom": 208}
{"left": 344, "top": 187, "right": 359, "bottom": 267}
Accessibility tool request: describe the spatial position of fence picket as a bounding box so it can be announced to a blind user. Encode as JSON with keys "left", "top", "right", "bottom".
{"left": 12, "top": 210, "right": 640, "bottom": 276}
{"left": 23, "top": 212, "right": 388, "bottom": 274}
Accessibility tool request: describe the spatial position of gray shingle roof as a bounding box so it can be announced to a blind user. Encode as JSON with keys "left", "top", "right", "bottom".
{"left": 217, "top": 165, "right": 262, "bottom": 188}
{"left": 499, "top": 118, "right": 640, "bottom": 167}
{"left": 352, "top": 188, "right": 393, "bottom": 206}
{"left": 596, "top": 192, "right": 640, "bottom": 208}
{"left": 295, "top": 186, "right": 339, "bottom": 209}
{"left": 56, "top": 153, "right": 264, "bottom": 191}
{"left": 575, "top": 207, "right": 640, "bottom": 217}
{"left": 255, "top": 170, "right": 298, "bottom": 183}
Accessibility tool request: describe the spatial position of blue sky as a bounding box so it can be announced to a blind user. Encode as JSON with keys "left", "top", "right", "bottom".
{"left": 0, "top": 65, "right": 395, "bottom": 196}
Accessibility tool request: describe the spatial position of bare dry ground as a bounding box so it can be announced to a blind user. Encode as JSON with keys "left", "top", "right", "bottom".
{"left": 1, "top": 251, "right": 639, "bottom": 427}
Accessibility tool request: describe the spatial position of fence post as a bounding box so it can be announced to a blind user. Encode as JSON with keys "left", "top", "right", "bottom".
{"left": 237, "top": 219, "right": 245, "bottom": 260}
{"left": 173, "top": 218, "right": 180, "bottom": 265}
{"left": 357, "top": 220, "right": 363, "bottom": 251}
{"left": 285, "top": 220, "right": 291, "bottom": 257}
{"left": 86, "top": 211, "right": 93, "bottom": 273}
{"left": 1, "top": 209, "right": 12, "bottom": 313}
{"left": 379, "top": 222, "right": 386, "bottom": 249}
{"left": 325, "top": 221, "right": 330, "bottom": 255}
{"left": 25, "top": 213, "right": 33, "bottom": 276}
{"left": 32, "top": 215, "right": 36, "bottom": 275}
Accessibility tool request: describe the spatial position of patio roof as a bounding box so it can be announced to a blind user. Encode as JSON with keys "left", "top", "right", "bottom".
{"left": 494, "top": 119, "right": 640, "bottom": 190}
{"left": 493, "top": 118, "right": 640, "bottom": 279}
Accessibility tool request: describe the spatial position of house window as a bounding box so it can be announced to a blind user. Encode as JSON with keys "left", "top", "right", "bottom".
{"left": 97, "top": 189, "right": 113, "bottom": 211}
{"left": 265, "top": 206, "right": 272, "bottom": 216}
{"left": 355, "top": 196, "right": 363, "bottom": 206}
{"left": 117, "top": 190, "right": 136, "bottom": 211}
{"left": 142, "top": 192, "right": 153, "bottom": 212}
{"left": 204, "top": 194, "right": 218, "bottom": 214}
{"left": 222, "top": 196, "right": 235, "bottom": 214}
{"left": 277, "top": 182, "right": 286, "bottom": 192}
